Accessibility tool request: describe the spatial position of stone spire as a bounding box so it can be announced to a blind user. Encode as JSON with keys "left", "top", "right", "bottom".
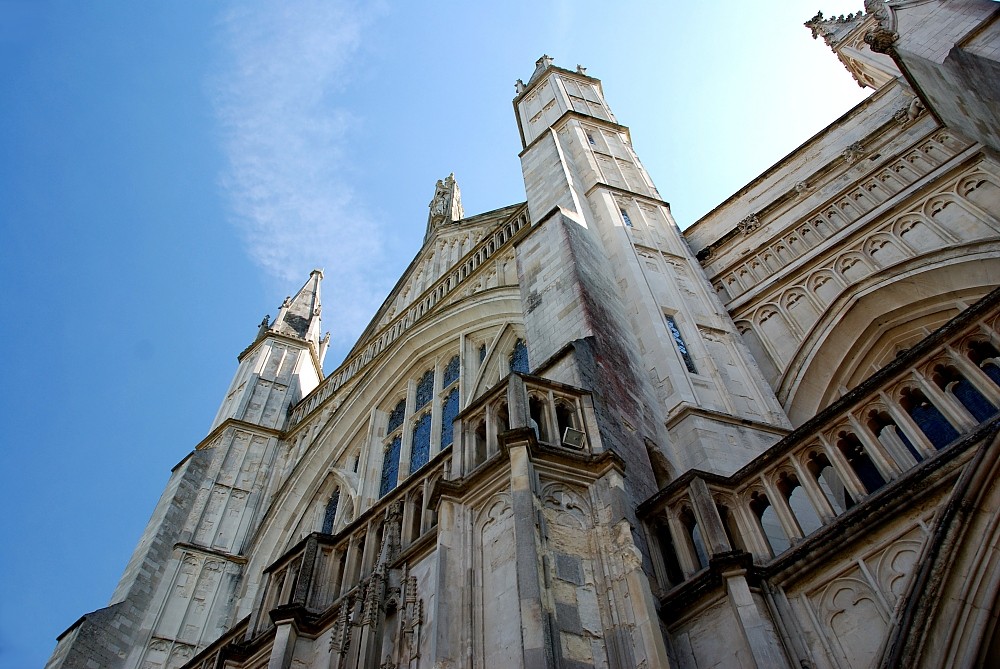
{"left": 263, "top": 269, "right": 329, "bottom": 361}
{"left": 425, "top": 173, "right": 464, "bottom": 242}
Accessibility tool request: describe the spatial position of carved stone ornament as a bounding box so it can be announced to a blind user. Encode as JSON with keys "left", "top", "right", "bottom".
{"left": 842, "top": 142, "right": 865, "bottom": 164}
{"left": 738, "top": 214, "right": 761, "bottom": 235}
{"left": 427, "top": 173, "right": 464, "bottom": 235}
{"left": 894, "top": 96, "right": 925, "bottom": 124}
{"left": 794, "top": 181, "right": 811, "bottom": 196}
{"left": 864, "top": 27, "right": 898, "bottom": 54}
{"left": 514, "top": 78, "right": 525, "bottom": 95}
{"left": 576, "top": 64, "right": 587, "bottom": 75}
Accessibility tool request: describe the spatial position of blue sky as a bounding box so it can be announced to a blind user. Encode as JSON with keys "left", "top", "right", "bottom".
{"left": 0, "top": 2, "right": 868, "bottom": 666}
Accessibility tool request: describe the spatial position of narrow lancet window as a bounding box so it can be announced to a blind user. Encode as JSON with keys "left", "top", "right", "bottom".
{"left": 321, "top": 489, "right": 340, "bottom": 534}
{"left": 415, "top": 370, "right": 435, "bottom": 409}
{"left": 510, "top": 338, "right": 529, "bottom": 374}
{"left": 441, "top": 387, "right": 459, "bottom": 449}
{"left": 620, "top": 208, "right": 632, "bottom": 227}
{"left": 410, "top": 413, "right": 432, "bottom": 473}
{"left": 666, "top": 315, "right": 697, "bottom": 374}
{"left": 380, "top": 436, "right": 401, "bottom": 497}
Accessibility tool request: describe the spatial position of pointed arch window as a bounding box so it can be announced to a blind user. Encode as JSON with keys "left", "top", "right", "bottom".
{"left": 415, "top": 369, "right": 435, "bottom": 409}
{"left": 666, "top": 315, "right": 697, "bottom": 374}
{"left": 510, "top": 338, "right": 529, "bottom": 374}
{"left": 440, "top": 355, "right": 461, "bottom": 450}
{"left": 380, "top": 436, "right": 401, "bottom": 497}
{"left": 321, "top": 488, "right": 340, "bottom": 534}
{"left": 410, "top": 413, "right": 432, "bottom": 473}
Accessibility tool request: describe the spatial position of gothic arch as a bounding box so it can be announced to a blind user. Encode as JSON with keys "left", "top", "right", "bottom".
{"left": 779, "top": 248, "right": 1000, "bottom": 425}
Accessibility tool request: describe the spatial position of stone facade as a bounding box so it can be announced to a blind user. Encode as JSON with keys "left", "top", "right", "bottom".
{"left": 47, "top": 3, "right": 1000, "bottom": 668}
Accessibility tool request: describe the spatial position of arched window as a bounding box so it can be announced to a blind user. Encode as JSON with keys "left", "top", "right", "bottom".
{"left": 867, "top": 409, "right": 922, "bottom": 464}
{"left": 380, "top": 436, "right": 402, "bottom": 497}
{"left": 440, "top": 388, "right": 459, "bottom": 449}
{"left": 510, "top": 338, "right": 529, "bottom": 374}
{"left": 415, "top": 369, "right": 435, "bottom": 409}
{"left": 440, "top": 356, "right": 461, "bottom": 450}
{"left": 836, "top": 432, "right": 886, "bottom": 494}
{"left": 778, "top": 473, "right": 822, "bottom": 536}
{"left": 555, "top": 400, "right": 577, "bottom": 444}
{"left": 529, "top": 395, "right": 551, "bottom": 443}
{"left": 806, "top": 451, "right": 853, "bottom": 513}
{"left": 381, "top": 399, "right": 407, "bottom": 497}
{"left": 968, "top": 340, "right": 1000, "bottom": 387}
{"left": 679, "top": 507, "right": 709, "bottom": 570}
{"left": 321, "top": 488, "right": 341, "bottom": 534}
{"left": 654, "top": 519, "right": 684, "bottom": 588}
{"left": 932, "top": 364, "right": 998, "bottom": 423}
{"left": 409, "top": 413, "right": 432, "bottom": 474}
{"left": 900, "top": 387, "right": 958, "bottom": 450}
{"left": 750, "top": 491, "right": 789, "bottom": 556}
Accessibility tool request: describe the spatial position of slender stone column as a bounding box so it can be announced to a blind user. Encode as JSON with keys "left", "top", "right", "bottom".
{"left": 508, "top": 438, "right": 552, "bottom": 668}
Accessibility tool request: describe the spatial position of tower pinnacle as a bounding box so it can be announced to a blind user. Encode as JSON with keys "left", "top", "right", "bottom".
{"left": 264, "top": 269, "right": 326, "bottom": 359}
{"left": 425, "top": 173, "right": 464, "bottom": 242}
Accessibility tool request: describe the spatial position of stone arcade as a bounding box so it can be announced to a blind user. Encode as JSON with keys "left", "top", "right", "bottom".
{"left": 47, "top": 3, "right": 1000, "bottom": 668}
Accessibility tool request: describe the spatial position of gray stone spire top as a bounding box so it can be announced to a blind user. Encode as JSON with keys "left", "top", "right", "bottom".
{"left": 267, "top": 269, "right": 326, "bottom": 355}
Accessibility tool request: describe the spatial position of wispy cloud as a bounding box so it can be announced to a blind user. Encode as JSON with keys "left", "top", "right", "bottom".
{"left": 211, "top": 0, "right": 386, "bottom": 343}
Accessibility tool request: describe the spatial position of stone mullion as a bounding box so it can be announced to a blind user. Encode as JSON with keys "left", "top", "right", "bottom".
{"left": 687, "top": 477, "right": 732, "bottom": 556}
{"left": 760, "top": 475, "right": 803, "bottom": 544}
{"left": 817, "top": 434, "right": 868, "bottom": 503}
{"left": 878, "top": 390, "right": 936, "bottom": 458}
{"left": 665, "top": 509, "right": 700, "bottom": 577}
{"left": 912, "top": 368, "right": 977, "bottom": 431}
{"left": 846, "top": 413, "right": 902, "bottom": 478}
{"left": 789, "top": 456, "right": 836, "bottom": 524}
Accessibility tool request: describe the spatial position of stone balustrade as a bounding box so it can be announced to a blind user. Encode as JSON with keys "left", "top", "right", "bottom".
{"left": 639, "top": 287, "right": 1000, "bottom": 594}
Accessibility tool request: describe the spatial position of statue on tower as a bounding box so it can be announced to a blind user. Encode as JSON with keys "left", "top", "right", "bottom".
{"left": 425, "top": 173, "right": 464, "bottom": 241}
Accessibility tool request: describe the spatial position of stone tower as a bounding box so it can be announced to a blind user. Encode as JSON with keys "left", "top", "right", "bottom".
{"left": 514, "top": 56, "right": 791, "bottom": 478}
{"left": 46, "top": 272, "right": 327, "bottom": 669}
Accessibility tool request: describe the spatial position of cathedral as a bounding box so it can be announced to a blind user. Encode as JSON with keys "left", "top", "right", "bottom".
{"left": 46, "top": 2, "right": 1000, "bottom": 668}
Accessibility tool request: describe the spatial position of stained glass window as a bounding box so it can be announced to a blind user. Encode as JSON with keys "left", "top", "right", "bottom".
{"left": 440, "top": 388, "right": 459, "bottom": 449}
{"left": 587, "top": 132, "right": 596, "bottom": 146}
{"left": 380, "top": 436, "right": 401, "bottom": 497}
{"left": 410, "top": 413, "right": 432, "bottom": 473}
{"left": 415, "top": 370, "right": 435, "bottom": 409}
{"left": 321, "top": 489, "right": 340, "bottom": 534}
{"left": 387, "top": 399, "right": 406, "bottom": 434}
{"left": 666, "top": 316, "right": 697, "bottom": 374}
{"left": 443, "top": 355, "right": 461, "bottom": 388}
{"left": 510, "top": 338, "right": 529, "bottom": 374}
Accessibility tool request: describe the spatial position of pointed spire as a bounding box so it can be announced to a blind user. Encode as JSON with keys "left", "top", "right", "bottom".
{"left": 805, "top": 10, "right": 866, "bottom": 49}
{"left": 266, "top": 269, "right": 326, "bottom": 357}
{"left": 425, "top": 173, "right": 464, "bottom": 242}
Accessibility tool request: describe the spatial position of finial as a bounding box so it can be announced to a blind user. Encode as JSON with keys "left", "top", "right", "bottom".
{"left": 536, "top": 54, "right": 553, "bottom": 69}
{"left": 515, "top": 78, "right": 525, "bottom": 94}
{"left": 576, "top": 64, "right": 587, "bottom": 75}
{"left": 310, "top": 268, "right": 324, "bottom": 278}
